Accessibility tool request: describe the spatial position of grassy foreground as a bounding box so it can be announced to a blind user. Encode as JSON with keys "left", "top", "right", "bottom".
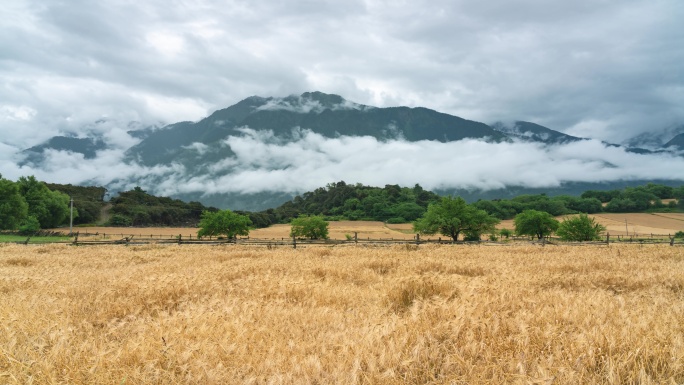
{"left": 1, "top": 243, "right": 683, "bottom": 384}
{"left": 0, "top": 234, "right": 71, "bottom": 244}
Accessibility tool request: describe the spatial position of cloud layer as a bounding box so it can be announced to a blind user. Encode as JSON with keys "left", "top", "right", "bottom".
{"left": 3, "top": 128, "right": 682, "bottom": 205}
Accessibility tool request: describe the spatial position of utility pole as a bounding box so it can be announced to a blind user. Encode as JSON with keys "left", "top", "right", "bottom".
{"left": 70, "top": 197, "right": 74, "bottom": 235}
{"left": 624, "top": 219, "right": 628, "bottom": 236}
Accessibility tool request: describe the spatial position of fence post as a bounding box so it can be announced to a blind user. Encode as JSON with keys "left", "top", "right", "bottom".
{"left": 292, "top": 236, "right": 297, "bottom": 249}
{"left": 354, "top": 232, "right": 358, "bottom": 244}
{"left": 606, "top": 233, "right": 610, "bottom": 245}
{"left": 178, "top": 234, "right": 182, "bottom": 245}
{"left": 416, "top": 233, "right": 420, "bottom": 245}
{"left": 73, "top": 232, "right": 79, "bottom": 245}
{"left": 671, "top": 236, "right": 675, "bottom": 246}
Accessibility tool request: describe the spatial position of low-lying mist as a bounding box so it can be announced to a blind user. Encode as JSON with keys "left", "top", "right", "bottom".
{"left": 3, "top": 128, "right": 683, "bottom": 200}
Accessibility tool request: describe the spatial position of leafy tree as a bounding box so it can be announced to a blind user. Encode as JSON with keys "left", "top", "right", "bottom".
{"left": 197, "top": 210, "right": 252, "bottom": 239}
{"left": 0, "top": 176, "right": 28, "bottom": 230}
{"left": 643, "top": 183, "right": 674, "bottom": 199}
{"left": 18, "top": 176, "right": 71, "bottom": 228}
{"left": 413, "top": 196, "right": 499, "bottom": 242}
{"left": 514, "top": 210, "right": 560, "bottom": 239}
{"left": 556, "top": 214, "right": 606, "bottom": 241}
{"left": 290, "top": 215, "right": 329, "bottom": 239}
{"left": 46, "top": 183, "right": 106, "bottom": 224}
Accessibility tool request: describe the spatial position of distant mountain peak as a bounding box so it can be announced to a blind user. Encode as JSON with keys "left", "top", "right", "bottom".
{"left": 624, "top": 123, "right": 684, "bottom": 149}
{"left": 251, "top": 91, "right": 371, "bottom": 114}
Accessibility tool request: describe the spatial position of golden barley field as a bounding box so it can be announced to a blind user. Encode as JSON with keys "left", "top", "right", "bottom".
{"left": 1, "top": 243, "right": 683, "bottom": 384}
{"left": 67, "top": 213, "right": 684, "bottom": 242}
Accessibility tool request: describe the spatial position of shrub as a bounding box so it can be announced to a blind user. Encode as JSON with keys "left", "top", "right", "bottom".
{"left": 18, "top": 216, "right": 40, "bottom": 235}
{"left": 556, "top": 213, "right": 606, "bottom": 241}
{"left": 107, "top": 214, "right": 132, "bottom": 227}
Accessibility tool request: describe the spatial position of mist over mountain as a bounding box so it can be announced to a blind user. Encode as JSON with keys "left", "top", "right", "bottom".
{"left": 490, "top": 121, "right": 584, "bottom": 145}
{"left": 624, "top": 124, "right": 684, "bottom": 150}
{"left": 4, "top": 92, "right": 684, "bottom": 211}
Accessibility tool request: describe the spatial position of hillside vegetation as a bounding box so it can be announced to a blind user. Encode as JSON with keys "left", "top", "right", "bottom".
{"left": 2, "top": 174, "right": 682, "bottom": 232}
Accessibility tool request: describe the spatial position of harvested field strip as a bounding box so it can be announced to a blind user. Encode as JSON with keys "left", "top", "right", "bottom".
{"left": 1, "top": 244, "right": 683, "bottom": 384}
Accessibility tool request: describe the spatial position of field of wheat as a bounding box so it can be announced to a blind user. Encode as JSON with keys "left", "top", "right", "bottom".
{"left": 1, "top": 243, "right": 683, "bottom": 384}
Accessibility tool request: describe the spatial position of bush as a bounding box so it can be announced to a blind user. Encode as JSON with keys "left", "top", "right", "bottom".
{"left": 107, "top": 214, "right": 132, "bottom": 227}
{"left": 675, "top": 231, "right": 684, "bottom": 239}
{"left": 463, "top": 233, "right": 481, "bottom": 241}
{"left": 556, "top": 213, "right": 606, "bottom": 241}
{"left": 18, "top": 216, "right": 40, "bottom": 235}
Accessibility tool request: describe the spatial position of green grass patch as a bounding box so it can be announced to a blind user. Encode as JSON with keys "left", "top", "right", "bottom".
{"left": 0, "top": 235, "right": 72, "bottom": 244}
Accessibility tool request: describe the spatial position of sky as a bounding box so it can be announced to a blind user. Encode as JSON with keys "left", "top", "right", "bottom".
{"left": 1, "top": 0, "right": 683, "bottom": 200}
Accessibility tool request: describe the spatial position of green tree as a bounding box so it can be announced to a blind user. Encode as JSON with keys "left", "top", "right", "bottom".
{"left": 197, "top": 210, "right": 252, "bottom": 239}
{"left": 514, "top": 210, "right": 560, "bottom": 239}
{"left": 413, "top": 196, "right": 499, "bottom": 242}
{"left": 556, "top": 213, "right": 606, "bottom": 241}
{"left": 290, "top": 215, "right": 329, "bottom": 239}
{"left": 0, "top": 176, "right": 29, "bottom": 230}
{"left": 18, "top": 176, "right": 71, "bottom": 228}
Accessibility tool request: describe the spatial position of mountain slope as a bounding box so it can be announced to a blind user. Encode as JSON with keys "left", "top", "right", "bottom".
{"left": 125, "top": 92, "right": 509, "bottom": 167}
{"left": 664, "top": 133, "right": 684, "bottom": 151}
{"left": 20, "top": 136, "right": 107, "bottom": 166}
{"left": 490, "top": 121, "right": 583, "bottom": 144}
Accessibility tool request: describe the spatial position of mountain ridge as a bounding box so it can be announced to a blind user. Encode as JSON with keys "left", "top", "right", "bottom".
{"left": 12, "top": 91, "right": 684, "bottom": 211}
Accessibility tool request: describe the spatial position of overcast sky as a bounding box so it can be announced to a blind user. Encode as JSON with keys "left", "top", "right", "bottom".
{"left": 2, "top": 0, "right": 683, "bottom": 146}
{"left": 1, "top": 0, "right": 683, "bottom": 200}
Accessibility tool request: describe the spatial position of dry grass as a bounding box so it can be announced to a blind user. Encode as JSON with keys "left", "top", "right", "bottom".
{"left": 1, "top": 243, "right": 683, "bottom": 384}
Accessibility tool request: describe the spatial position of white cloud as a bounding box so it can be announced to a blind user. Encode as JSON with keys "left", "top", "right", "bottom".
{"left": 2, "top": 125, "right": 683, "bottom": 208}
{"left": 148, "top": 130, "right": 684, "bottom": 197}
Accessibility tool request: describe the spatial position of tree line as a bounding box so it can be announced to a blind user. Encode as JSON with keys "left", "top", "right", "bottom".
{"left": 472, "top": 183, "right": 684, "bottom": 220}
{"left": 0, "top": 174, "right": 682, "bottom": 235}
{"left": 0, "top": 175, "right": 75, "bottom": 234}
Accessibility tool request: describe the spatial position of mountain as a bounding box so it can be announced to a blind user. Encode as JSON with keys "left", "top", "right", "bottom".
{"left": 14, "top": 91, "right": 684, "bottom": 211}
{"left": 625, "top": 124, "right": 684, "bottom": 149}
{"left": 20, "top": 136, "right": 107, "bottom": 166}
{"left": 664, "top": 133, "right": 684, "bottom": 151}
{"left": 124, "top": 91, "right": 509, "bottom": 167}
{"left": 490, "top": 121, "right": 584, "bottom": 144}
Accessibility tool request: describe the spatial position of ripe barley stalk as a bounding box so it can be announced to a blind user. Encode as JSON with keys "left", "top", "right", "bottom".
{"left": 1, "top": 243, "right": 683, "bottom": 384}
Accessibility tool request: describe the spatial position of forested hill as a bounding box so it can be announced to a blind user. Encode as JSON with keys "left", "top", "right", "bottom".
{"left": 253, "top": 181, "right": 683, "bottom": 227}
{"left": 245, "top": 182, "right": 442, "bottom": 227}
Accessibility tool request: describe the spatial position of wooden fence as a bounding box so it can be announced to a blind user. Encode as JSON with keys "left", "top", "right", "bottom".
{"left": 10, "top": 231, "right": 684, "bottom": 247}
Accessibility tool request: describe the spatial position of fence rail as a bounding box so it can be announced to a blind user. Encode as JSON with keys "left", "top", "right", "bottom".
{"left": 7, "top": 232, "right": 684, "bottom": 247}
{"left": 3, "top": 228, "right": 683, "bottom": 247}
